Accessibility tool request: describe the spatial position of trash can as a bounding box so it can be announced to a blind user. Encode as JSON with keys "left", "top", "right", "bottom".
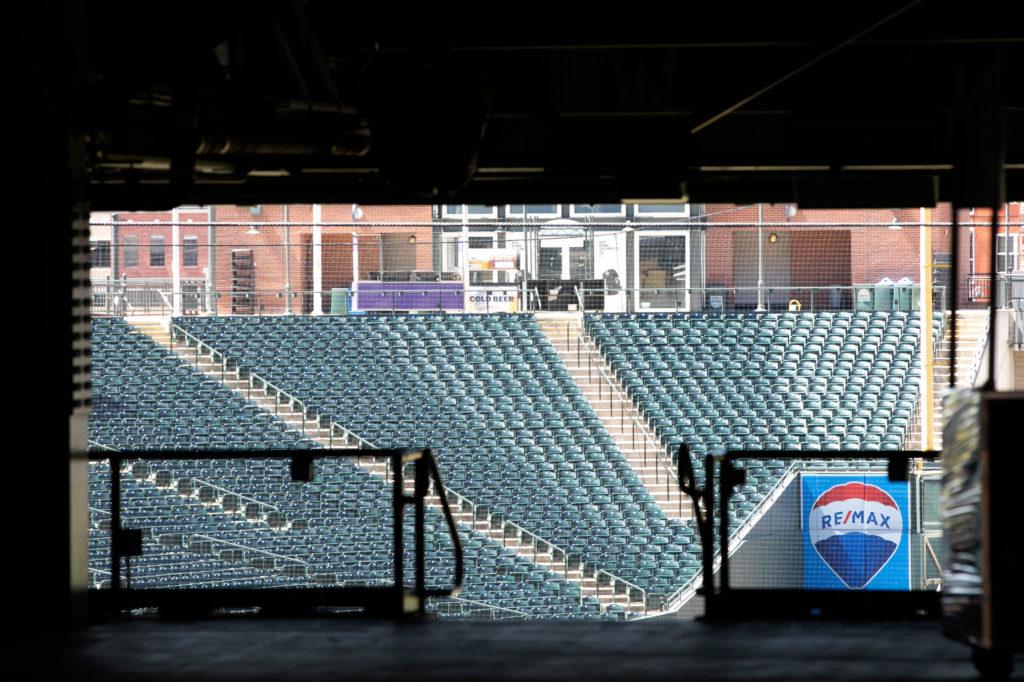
{"left": 874, "top": 277, "right": 894, "bottom": 311}
{"left": 330, "top": 288, "right": 351, "bottom": 315}
{"left": 894, "top": 277, "right": 915, "bottom": 311}
{"left": 855, "top": 285, "right": 874, "bottom": 312}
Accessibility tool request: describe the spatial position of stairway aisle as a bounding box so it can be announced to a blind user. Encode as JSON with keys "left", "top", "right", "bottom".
{"left": 907, "top": 310, "right": 989, "bottom": 450}
{"left": 536, "top": 314, "right": 691, "bottom": 521}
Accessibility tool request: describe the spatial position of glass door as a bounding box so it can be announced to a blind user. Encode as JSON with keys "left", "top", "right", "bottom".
{"left": 634, "top": 231, "right": 690, "bottom": 311}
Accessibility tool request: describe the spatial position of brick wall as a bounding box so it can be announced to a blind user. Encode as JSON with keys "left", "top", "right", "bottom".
{"left": 210, "top": 204, "right": 433, "bottom": 314}
{"left": 114, "top": 209, "right": 210, "bottom": 279}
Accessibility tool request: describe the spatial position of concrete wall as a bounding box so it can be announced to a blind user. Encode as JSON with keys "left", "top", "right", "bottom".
{"left": 729, "top": 476, "right": 804, "bottom": 590}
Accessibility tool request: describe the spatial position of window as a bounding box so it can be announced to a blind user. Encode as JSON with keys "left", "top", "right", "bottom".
{"left": 123, "top": 236, "right": 139, "bottom": 267}
{"left": 443, "top": 236, "right": 459, "bottom": 272}
{"left": 183, "top": 236, "right": 199, "bottom": 267}
{"left": 996, "top": 234, "right": 1018, "bottom": 273}
{"left": 90, "top": 241, "right": 111, "bottom": 268}
{"left": 149, "top": 235, "right": 165, "bottom": 266}
{"left": 442, "top": 204, "right": 498, "bottom": 219}
{"left": 506, "top": 204, "right": 560, "bottom": 219}
{"left": 570, "top": 204, "right": 625, "bottom": 217}
{"left": 634, "top": 204, "right": 690, "bottom": 218}
{"left": 468, "top": 236, "right": 494, "bottom": 249}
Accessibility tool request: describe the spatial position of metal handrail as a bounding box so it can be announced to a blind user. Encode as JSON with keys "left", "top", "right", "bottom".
{"left": 188, "top": 477, "right": 282, "bottom": 514}
{"left": 659, "top": 460, "right": 803, "bottom": 612}
{"left": 433, "top": 596, "right": 530, "bottom": 619}
{"left": 442, "top": 483, "right": 648, "bottom": 613}
{"left": 966, "top": 313, "right": 992, "bottom": 388}
{"left": 574, "top": 326, "right": 683, "bottom": 497}
{"left": 92, "top": 448, "right": 464, "bottom": 615}
{"left": 88, "top": 439, "right": 119, "bottom": 451}
{"left": 189, "top": 533, "right": 310, "bottom": 567}
{"left": 923, "top": 535, "right": 943, "bottom": 588}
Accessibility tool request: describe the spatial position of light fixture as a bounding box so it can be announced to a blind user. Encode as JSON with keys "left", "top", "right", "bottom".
{"left": 246, "top": 224, "right": 260, "bottom": 236}
{"left": 407, "top": 235, "right": 417, "bottom": 244}
{"left": 351, "top": 204, "right": 363, "bottom": 220}
{"left": 887, "top": 217, "right": 903, "bottom": 231}
{"left": 785, "top": 204, "right": 797, "bottom": 219}
{"left": 249, "top": 205, "right": 262, "bottom": 216}
{"left": 768, "top": 232, "right": 779, "bottom": 243}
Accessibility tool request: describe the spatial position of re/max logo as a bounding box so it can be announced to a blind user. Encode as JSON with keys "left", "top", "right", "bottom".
{"left": 820, "top": 509, "right": 891, "bottom": 529}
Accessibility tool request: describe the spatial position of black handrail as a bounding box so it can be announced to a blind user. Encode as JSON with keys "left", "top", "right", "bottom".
{"left": 90, "top": 447, "right": 462, "bottom": 617}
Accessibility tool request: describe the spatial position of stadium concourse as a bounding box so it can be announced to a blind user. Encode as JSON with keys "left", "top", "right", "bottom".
{"left": 86, "top": 305, "right": 965, "bottom": 620}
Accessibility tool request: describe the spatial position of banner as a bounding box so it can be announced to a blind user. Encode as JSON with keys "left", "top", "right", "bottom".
{"left": 594, "top": 231, "right": 627, "bottom": 312}
{"left": 467, "top": 248, "right": 519, "bottom": 271}
{"left": 801, "top": 474, "right": 910, "bottom": 590}
{"left": 465, "top": 288, "right": 519, "bottom": 313}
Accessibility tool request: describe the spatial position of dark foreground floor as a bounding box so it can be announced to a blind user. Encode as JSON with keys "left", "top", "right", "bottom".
{"left": 8, "top": 617, "right": 1022, "bottom": 681}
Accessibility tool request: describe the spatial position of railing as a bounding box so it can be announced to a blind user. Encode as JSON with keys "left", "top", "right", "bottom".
{"left": 89, "top": 447, "right": 287, "bottom": 524}
{"left": 188, "top": 477, "right": 282, "bottom": 515}
{"left": 90, "top": 447, "right": 463, "bottom": 618}
{"left": 443, "top": 486, "right": 648, "bottom": 613}
{"left": 967, "top": 273, "right": 991, "bottom": 303}
{"left": 967, "top": 272, "right": 1024, "bottom": 308}
{"left": 1011, "top": 307, "right": 1024, "bottom": 350}
{"left": 902, "top": 312, "right": 947, "bottom": 449}
{"left": 170, "top": 323, "right": 373, "bottom": 452}
{"left": 576, "top": 285, "right": 948, "bottom": 314}
{"left": 96, "top": 286, "right": 549, "bottom": 316}
{"left": 430, "top": 597, "right": 530, "bottom": 620}
{"left": 660, "top": 460, "right": 802, "bottom": 613}
{"left": 966, "top": 313, "right": 992, "bottom": 388}
{"left": 682, "top": 449, "right": 940, "bottom": 620}
{"left": 566, "top": 321, "right": 684, "bottom": 512}
{"left": 91, "top": 279, "right": 208, "bottom": 316}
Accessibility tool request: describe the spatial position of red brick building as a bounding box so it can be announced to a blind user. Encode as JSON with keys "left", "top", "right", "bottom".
{"left": 703, "top": 203, "right": 1022, "bottom": 309}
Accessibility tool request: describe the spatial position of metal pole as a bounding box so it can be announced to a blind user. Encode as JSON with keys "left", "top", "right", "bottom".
{"left": 520, "top": 227, "right": 528, "bottom": 313}
{"left": 756, "top": 204, "right": 766, "bottom": 312}
{"left": 284, "top": 205, "right": 291, "bottom": 314}
{"left": 392, "top": 453, "right": 404, "bottom": 610}
{"left": 312, "top": 204, "right": 323, "bottom": 315}
{"left": 920, "top": 207, "right": 935, "bottom": 450}
{"left": 171, "top": 208, "right": 182, "bottom": 316}
{"left": 206, "top": 206, "right": 216, "bottom": 313}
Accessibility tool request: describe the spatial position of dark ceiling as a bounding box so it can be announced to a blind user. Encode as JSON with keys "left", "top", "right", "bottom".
{"left": 9, "top": 0, "right": 1024, "bottom": 209}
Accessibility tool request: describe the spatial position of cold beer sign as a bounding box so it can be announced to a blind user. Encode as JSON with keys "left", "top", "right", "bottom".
{"left": 801, "top": 475, "right": 910, "bottom": 590}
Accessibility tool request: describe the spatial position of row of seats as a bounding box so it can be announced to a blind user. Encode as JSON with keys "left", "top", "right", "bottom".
{"left": 584, "top": 311, "right": 941, "bottom": 528}
{"left": 89, "top": 318, "right": 597, "bottom": 618}
{"left": 177, "top": 314, "right": 701, "bottom": 594}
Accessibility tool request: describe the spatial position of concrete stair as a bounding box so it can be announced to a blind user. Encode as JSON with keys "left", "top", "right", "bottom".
{"left": 132, "top": 318, "right": 647, "bottom": 615}
{"left": 536, "top": 316, "right": 691, "bottom": 522}
{"left": 907, "top": 311, "right": 989, "bottom": 450}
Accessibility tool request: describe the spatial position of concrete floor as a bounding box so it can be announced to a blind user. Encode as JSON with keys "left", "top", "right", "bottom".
{"left": 7, "top": 617, "right": 1021, "bottom": 681}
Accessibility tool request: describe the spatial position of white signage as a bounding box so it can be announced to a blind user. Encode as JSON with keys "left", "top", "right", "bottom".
{"left": 465, "top": 288, "right": 520, "bottom": 313}
{"left": 595, "top": 231, "right": 628, "bottom": 312}
{"left": 467, "top": 248, "right": 520, "bottom": 271}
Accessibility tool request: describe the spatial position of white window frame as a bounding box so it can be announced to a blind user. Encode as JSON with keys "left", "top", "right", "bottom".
{"left": 633, "top": 230, "right": 691, "bottom": 311}
{"left": 633, "top": 203, "right": 691, "bottom": 218}
{"left": 182, "top": 236, "right": 199, "bottom": 267}
{"left": 442, "top": 204, "right": 498, "bottom": 219}
{"left": 996, "top": 233, "right": 1019, "bottom": 273}
{"left": 505, "top": 204, "right": 561, "bottom": 219}
{"left": 569, "top": 204, "right": 626, "bottom": 218}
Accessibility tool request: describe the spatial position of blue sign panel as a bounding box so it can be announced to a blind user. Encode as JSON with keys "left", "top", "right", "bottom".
{"left": 801, "top": 474, "right": 910, "bottom": 590}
